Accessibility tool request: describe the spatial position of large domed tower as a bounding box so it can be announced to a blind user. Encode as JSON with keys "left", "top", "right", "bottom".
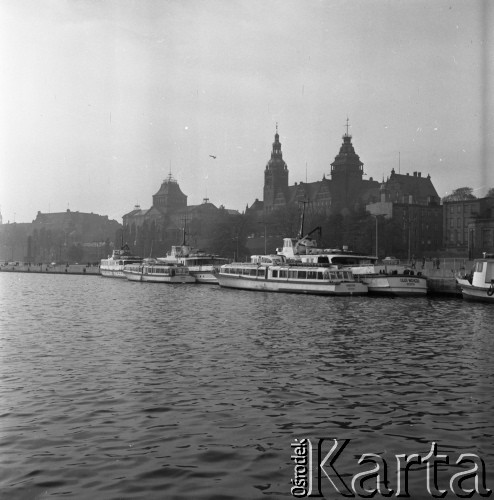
{"left": 330, "top": 119, "right": 364, "bottom": 213}
{"left": 263, "top": 125, "right": 289, "bottom": 212}
{"left": 152, "top": 173, "right": 187, "bottom": 214}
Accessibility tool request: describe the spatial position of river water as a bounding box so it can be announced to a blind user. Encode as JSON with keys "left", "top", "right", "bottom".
{"left": 0, "top": 273, "right": 493, "bottom": 499}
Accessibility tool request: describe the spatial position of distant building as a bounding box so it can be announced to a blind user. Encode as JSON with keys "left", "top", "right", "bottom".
{"left": 0, "top": 209, "right": 120, "bottom": 262}
{"left": 248, "top": 124, "right": 442, "bottom": 254}
{"left": 250, "top": 124, "right": 440, "bottom": 217}
{"left": 32, "top": 209, "right": 120, "bottom": 242}
{"left": 443, "top": 197, "right": 494, "bottom": 257}
{"left": 123, "top": 173, "right": 188, "bottom": 229}
{"left": 123, "top": 174, "right": 239, "bottom": 230}
{"left": 257, "top": 124, "right": 381, "bottom": 216}
{"left": 366, "top": 172, "right": 442, "bottom": 256}
{"left": 122, "top": 173, "right": 240, "bottom": 255}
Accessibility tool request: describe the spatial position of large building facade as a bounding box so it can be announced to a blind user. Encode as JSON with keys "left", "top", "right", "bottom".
{"left": 247, "top": 125, "right": 443, "bottom": 256}
{"left": 443, "top": 197, "right": 494, "bottom": 257}
{"left": 0, "top": 210, "right": 121, "bottom": 263}
{"left": 259, "top": 126, "right": 383, "bottom": 216}
{"left": 254, "top": 126, "right": 441, "bottom": 216}
{"left": 122, "top": 173, "right": 240, "bottom": 257}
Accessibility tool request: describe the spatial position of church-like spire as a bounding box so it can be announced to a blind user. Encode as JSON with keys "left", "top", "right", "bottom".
{"left": 344, "top": 116, "right": 351, "bottom": 137}
{"left": 330, "top": 119, "right": 363, "bottom": 178}
{"left": 264, "top": 125, "right": 289, "bottom": 210}
{"left": 271, "top": 124, "right": 283, "bottom": 161}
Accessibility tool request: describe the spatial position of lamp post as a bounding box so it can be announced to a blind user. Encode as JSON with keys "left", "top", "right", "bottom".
{"left": 375, "top": 216, "right": 378, "bottom": 258}
{"left": 234, "top": 234, "right": 239, "bottom": 261}
{"left": 370, "top": 215, "right": 379, "bottom": 258}
{"left": 258, "top": 221, "right": 275, "bottom": 255}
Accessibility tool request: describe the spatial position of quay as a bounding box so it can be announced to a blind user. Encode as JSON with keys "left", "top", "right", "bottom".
{"left": 0, "top": 258, "right": 472, "bottom": 296}
{"left": 0, "top": 263, "right": 101, "bottom": 276}
{"left": 408, "top": 258, "right": 470, "bottom": 296}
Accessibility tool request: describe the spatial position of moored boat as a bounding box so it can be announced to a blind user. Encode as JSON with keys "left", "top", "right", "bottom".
{"left": 158, "top": 243, "right": 228, "bottom": 284}
{"left": 278, "top": 235, "right": 427, "bottom": 296}
{"left": 100, "top": 243, "right": 142, "bottom": 278}
{"left": 217, "top": 254, "right": 368, "bottom": 296}
{"left": 123, "top": 259, "right": 196, "bottom": 284}
{"left": 456, "top": 253, "right": 494, "bottom": 302}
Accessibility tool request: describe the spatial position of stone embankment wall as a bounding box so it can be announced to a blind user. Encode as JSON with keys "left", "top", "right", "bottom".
{"left": 408, "top": 258, "right": 473, "bottom": 296}
{"left": 0, "top": 263, "right": 100, "bottom": 276}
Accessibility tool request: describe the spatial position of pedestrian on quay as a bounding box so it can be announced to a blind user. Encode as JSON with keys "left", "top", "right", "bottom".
{"left": 421, "top": 256, "right": 426, "bottom": 269}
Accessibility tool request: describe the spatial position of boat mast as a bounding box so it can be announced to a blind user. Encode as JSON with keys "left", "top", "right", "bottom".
{"left": 180, "top": 215, "right": 188, "bottom": 246}
{"left": 297, "top": 200, "right": 308, "bottom": 240}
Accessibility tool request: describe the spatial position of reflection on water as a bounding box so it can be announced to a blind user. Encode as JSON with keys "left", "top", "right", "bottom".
{"left": 0, "top": 273, "right": 493, "bottom": 499}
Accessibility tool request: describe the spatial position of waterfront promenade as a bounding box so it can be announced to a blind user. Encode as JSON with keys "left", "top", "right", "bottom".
{"left": 0, "top": 257, "right": 473, "bottom": 295}
{"left": 0, "top": 263, "right": 100, "bottom": 276}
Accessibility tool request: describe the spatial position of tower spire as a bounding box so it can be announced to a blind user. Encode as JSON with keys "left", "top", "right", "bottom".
{"left": 345, "top": 117, "right": 350, "bottom": 137}
{"left": 271, "top": 125, "right": 282, "bottom": 160}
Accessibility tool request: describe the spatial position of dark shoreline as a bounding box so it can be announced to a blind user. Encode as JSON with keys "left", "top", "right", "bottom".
{"left": 0, "top": 265, "right": 101, "bottom": 276}
{"left": 1, "top": 263, "right": 463, "bottom": 295}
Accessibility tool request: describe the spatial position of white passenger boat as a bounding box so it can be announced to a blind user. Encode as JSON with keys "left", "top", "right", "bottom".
{"left": 100, "top": 243, "right": 142, "bottom": 278}
{"left": 278, "top": 234, "right": 427, "bottom": 296}
{"left": 217, "top": 254, "right": 368, "bottom": 296}
{"left": 158, "top": 240, "right": 228, "bottom": 284}
{"left": 456, "top": 253, "right": 494, "bottom": 302}
{"left": 123, "top": 260, "right": 196, "bottom": 284}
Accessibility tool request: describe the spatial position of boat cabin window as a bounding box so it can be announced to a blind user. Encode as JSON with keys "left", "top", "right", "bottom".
{"left": 280, "top": 270, "right": 287, "bottom": 278}
{"left": 475, "top": 261, "right": 483, "bottom": 273}
{"left": 249, "top": 268, "right": 257, "bottom": 276}
{"left": 307, "top": 271, "right": 317, "bottom": 279}
{"left": 257, "top": 268, "right": 265, "bottom": 277}
{"left": 272, "top": 270, "right": 278, "bottom": 278}
{"left": 298, "top": 271, "right": 307, "bottom": 279}
{"left": 317, "top": 272, "right": 324, "bottom": 280}
{"left": 332, "top": 256, "right": 361, "bottom": 265}
{"left": 317, "top": 256, "right": 329, "bottom": 264}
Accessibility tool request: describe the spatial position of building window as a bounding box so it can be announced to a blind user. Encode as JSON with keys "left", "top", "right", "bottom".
{"left": 482, "top": 230, "right": 492, "bottom": 249}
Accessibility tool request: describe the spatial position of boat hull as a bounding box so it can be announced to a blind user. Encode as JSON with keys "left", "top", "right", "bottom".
{"left": 217, "top": 274, "right": 367, "bottom": 296}
{"left": 123, "top": 271, "right": 196, "bottom": 283}
{"left": 360, "top": 275, "right": 428, "bottom": 296}
{"left": 457, "top": 280, "right": 494, "bottom": 303}
{"left": 188, "top": 266, "right": 219, "bottom": 284}
{"left": 100, "top": 267, "right": 126, "bottom": 278}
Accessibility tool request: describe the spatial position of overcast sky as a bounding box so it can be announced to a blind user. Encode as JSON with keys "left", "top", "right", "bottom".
{"left": 1, "top": 0, "right": 492, "bottom": 224}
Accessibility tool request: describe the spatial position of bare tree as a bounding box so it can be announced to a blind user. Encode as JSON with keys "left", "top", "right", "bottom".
{"left": 442, "top": 187, "right": 476, "bottom": 202}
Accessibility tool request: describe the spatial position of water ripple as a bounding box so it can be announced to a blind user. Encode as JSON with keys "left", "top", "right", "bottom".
{"left": 0, "top": 274, "right": 493, "bottom": 498}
